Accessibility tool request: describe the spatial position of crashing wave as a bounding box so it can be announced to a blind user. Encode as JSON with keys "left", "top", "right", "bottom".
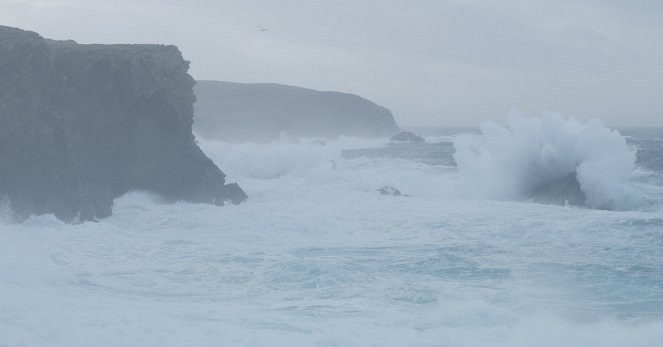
{"left": 453, "top": 113, "right": 644, "bottom": 210}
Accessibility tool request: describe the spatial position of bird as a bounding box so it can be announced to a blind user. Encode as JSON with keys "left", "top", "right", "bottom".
{"left": 258, "top": 26, "right": 269, "bottom": 32}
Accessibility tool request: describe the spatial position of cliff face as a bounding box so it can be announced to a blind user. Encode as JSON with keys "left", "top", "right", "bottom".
{"left": 193, "top": 80, "right": 400, "bottom": 142}
{"left": 0, "top": 26, "right": 246, "bottom": 222}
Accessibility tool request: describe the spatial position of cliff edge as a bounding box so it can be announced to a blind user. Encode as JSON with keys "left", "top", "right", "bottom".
{"left": 0, "top": 26, "right": 246, "bottom": 222}
{"left": 194, "top": 80, "right": 400, "bottom": 142}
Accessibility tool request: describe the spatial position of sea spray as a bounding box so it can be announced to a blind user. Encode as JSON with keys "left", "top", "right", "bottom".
{"left": 0, "top": 195, "right": 14, "bottom": 223}
{"left": 453, "top": 113, "right": 643, "bottom": 210}
{"left": 2, "top": 129, "right": 663, "bottom": 346}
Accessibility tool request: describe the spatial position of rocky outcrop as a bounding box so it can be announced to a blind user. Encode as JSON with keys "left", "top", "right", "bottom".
{"left": 193, "top": 80, "right": 400, "bottom": 142}
{"left": 0, "top": 26, "right": 246, "bottom": 222}
{"left": 377, "top": 186, "right": 409, "bottom": 197}
{"left": 390, "top": 131, "right": 425, "bottom": 143}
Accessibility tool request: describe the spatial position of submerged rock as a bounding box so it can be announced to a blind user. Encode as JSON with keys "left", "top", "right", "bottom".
{"left": 390, "top": 131, "right": 425, "bottom": 143}
{"left": 0, "top": 26, "right": 246, "bottom": 222}
{"left": 193, "top": 80, "right": 401, "bottom": 142}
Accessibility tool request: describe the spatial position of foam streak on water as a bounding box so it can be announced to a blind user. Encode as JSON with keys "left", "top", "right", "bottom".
{"left": 1, "top": 124, "right": 663, "bottom": 346}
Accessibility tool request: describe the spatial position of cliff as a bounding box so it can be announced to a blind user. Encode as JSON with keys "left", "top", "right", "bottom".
{"left": 193, "top": 80, "right": 400, "bottom": 142}
{"left": 0, "top": 26, "right": 246, "bottom": 222}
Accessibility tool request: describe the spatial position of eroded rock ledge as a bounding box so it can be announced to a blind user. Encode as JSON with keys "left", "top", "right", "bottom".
{"left": 0, "top": 25, "right": 246, "bottom": 222}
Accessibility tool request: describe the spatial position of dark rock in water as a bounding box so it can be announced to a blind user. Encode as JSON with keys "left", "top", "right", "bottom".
{"left": 193, "top": 80, "right": 401, "bottom": 142}
{"left": 527, "top": 173, "right": 586, "bottom": 207}
{"left": 0, "top": 26, "right": 246, "bottom": 223}
{"left": 310, "top": 139, "right": 327, "bottom": 146}
{"left": 390, "top": 131, "right": 425, "bottom": 143}
{"left": 378, "top": 186, "right": 409, "bottom": 197}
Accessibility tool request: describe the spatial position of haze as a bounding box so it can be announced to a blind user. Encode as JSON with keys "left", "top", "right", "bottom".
{"left": 3, "top": 0, "right": 662, "bottom": 127}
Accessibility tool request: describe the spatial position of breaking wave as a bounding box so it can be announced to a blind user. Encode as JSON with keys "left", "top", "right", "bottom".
{"left": 453, "top": 113, "right": 644, "bottom": 210}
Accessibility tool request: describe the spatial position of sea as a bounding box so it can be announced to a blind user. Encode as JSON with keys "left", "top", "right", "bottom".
{"left": 1, "top": 115, "right": 663, "bottom": 346}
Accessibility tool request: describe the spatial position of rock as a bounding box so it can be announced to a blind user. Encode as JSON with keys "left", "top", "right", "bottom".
{"left": 0, "top": 26, "right": 247, "bottom": 223}
{"left": 377, "top": 186, "right": 408, "bottom": 197}
{"left": 193, "top": 80, "right": 400, "bottom": 142}
{"left": 390, "top": 131, "right": 425, "bottom": 143}
{"left": 310, "top": 139, "right": 327, "bottom": 146}
{"left": 527, "top": 173, "right": 586, "bottom": 207}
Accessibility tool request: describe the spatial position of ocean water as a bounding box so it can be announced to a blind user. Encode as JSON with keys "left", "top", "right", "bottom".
{"left": 1, "top": 116, "right": 663, "bottom": 346}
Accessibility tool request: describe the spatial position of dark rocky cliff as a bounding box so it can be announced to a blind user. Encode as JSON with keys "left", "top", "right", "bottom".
{"left": 0, "top": 26, "right": 246, "bottom": 222}
{"left": 194, "top": 80, "right": 400, "bottom": 142}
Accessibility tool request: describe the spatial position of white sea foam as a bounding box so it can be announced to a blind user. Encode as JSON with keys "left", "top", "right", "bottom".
{"left": 1, "top": 129, "right": 663, "bottom": 346}
{"left": 453, "top": 113, "right": 644, "bottom": 210}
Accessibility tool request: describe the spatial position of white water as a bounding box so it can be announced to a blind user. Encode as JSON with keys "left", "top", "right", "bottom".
{"left": 1, "top": 118, "right": 663, "bottom": 346}
{"left": 454, "top": 113, "right": 644, "bottom": 210}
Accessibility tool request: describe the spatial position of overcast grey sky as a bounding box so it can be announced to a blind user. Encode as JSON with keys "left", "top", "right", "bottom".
{"left": 2, "top": 0, "right": 662, "bottom": 126}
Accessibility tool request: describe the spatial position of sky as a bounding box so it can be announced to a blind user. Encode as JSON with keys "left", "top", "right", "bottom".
{"left": 2, "top": 0, "right": 662, "bottom": 127}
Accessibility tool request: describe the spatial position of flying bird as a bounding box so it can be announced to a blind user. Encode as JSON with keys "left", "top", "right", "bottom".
{"left": 258, "top": 26, "right": 269, "bottom": 32}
